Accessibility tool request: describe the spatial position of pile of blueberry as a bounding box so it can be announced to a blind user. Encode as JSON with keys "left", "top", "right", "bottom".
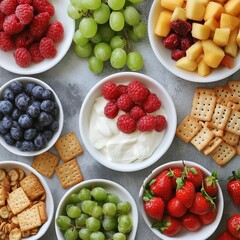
{"left": 0, "top": 80, "right": 59, "bottom": 152}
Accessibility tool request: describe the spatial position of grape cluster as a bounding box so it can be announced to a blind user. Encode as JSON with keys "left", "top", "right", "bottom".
{"left": 67, "top": 0, "right": 146, "bottom": 74}
{"left": 56, "top": 186, "right": 133, "bottom": 240}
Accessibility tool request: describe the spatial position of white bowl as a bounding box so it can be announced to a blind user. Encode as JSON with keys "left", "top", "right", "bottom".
{"left": 55, "top": 179, "right": 138, "bottom": 240}
{"left": 0, "top": 76, "right": 64, "bottom": 156}
{"left": 148, "top": 0, "right": 240, "bottom": 83}
{"left": 0, "top": 0, "right": 74, "bottom": 75}
{"left": 79, "top": 72, "right": 177, "bottom": 172}
{"left": 139, "top": 160, "right": 224, "bottom": 240}
{"left": 0, "top": 160, "right": 54, "bottom": 240}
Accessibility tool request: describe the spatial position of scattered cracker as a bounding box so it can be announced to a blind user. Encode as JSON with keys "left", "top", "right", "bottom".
{"left": 234, "top": 141, "right": 240, "bottom": 155}
{"left": 225, "top": 110, "right": 240, "bottom": 136}
{"left": 214, "top": 86, "right": 234, "bottom": 99}
{"left": 55, "top": 159, "right": 84, "bottom": 189}
{"left": 176, "top": 115, "right": 202, "bottom": 143}
{"left": 34, "top": 202, "right": 47, "bottom": 224}
{"left": 227, "top": 102, "right": 240, "bottom": 111}
{"left": 228, "top": 80, "right": 240, "bottom": 98}
{"left": 203, "top": 137, "right": 223, "bottom": 155}
{"left": 54, "top": 132, "right": 83, "bottom": 162}
{"left": 32, "top": 151, "right": 60, "bottom": 178}
{"left": 223, "top": 131, "right": 240, "bottom": 146}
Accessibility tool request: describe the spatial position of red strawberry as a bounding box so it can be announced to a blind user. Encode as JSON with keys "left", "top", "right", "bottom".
{"left": 227, "top": 169, "right": 240, "bottom": 206}
{"left": 167, "top": 168, "right": 182, "bottom": 189}
{"left": 203, "top": 171, "right": 218, "bottom": 197}
{"left": 199, "top": 207, "right": 218, "bottom": 225}
{"left": 216, "top": 231, "right": 238, "bottom": 240}
{"left": 167, "top": 196, "right": 187, "bottom": 218}
{"left": 185, "top": 166, "right": 204, "bottom": 189}
{"left": 227, "top": 214, "right": 240, "bottom": 239}
{"left": 181, "top": 212, "right": 202, "bottom": 231}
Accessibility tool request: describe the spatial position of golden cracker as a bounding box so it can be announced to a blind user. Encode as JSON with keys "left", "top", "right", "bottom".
{"left": 228, "top": 80, "right": 240, "bottom": 98}
{"left": 225, "top": 110, "right": 240, "bottom": 136}
{"left": 203, "top": 137, "right": 223, "bottom": 156}
{"left": 223, "top": 131, "right": 240, "bottom": 146}
{"left": 34, "top": 201, "right": 47, "bottom": 224}
{"left": 214, "top": 86, "right": 234, "bottom": 99}
{"left": 234, "top": 141, "right": 240, "bottom": 155}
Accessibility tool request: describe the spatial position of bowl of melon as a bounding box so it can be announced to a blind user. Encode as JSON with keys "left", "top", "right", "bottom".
{"left": 148, "top": 0, "right": 240, "bottom": 82}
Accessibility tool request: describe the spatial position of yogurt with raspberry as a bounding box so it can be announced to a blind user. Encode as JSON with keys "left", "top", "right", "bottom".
{"left": 89, "top": 96, "right": 166, "bottom": 163}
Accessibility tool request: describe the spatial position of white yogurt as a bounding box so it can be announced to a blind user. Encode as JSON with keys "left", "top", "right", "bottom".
{"left": 89, "top": 96, "right": 166, "bottom": 163}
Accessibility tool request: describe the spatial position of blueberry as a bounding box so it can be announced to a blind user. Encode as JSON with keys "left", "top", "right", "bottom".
{"left": 25, "top": 82, "right": 36, "bottom": 95}
{"left": 2, "top": 116, "right": 13, "bottom": 129}
{"left": 34, "top": 133, "right": 47, "bottom": 149}
{"left": 21, "top": 140, "right": 35, "bottom": 151}
{"left": 18, "top": 114, "right": 33, "bottom": 129}
{"left": 49, "top": 120, "right": 59, "bottom": 133}
{"left": 15, "top": 93, "right": 30, "bottom": 111}
{"left": 0, "top": 122, "right": 8, "bottom": 134}
{"left": 42, "top": 129, "right": 53, "bottom": 140}
{"left": 32, "top": 86, "right": 44, "bottom": 100}
{"left": 3, "top": 87, "right": 14, "bottom": 102}
{"left": 41, "top": 100, "right": 54, "bottom": 112}
{"left": 24, "top": 128, "right": 37, "bottom": 140}
{"left": 9, "top": 81, "right": 23, "bottom": 94}
{"left": 42, "top": 89, "right": 53, "bottom": 100}
{"left": 3, "top": 133, "right": 15, "bottom": 145}
{"left": 0, "top": 100, "right": 13, "bottom": 115}
{"left": 38, "top": 112, "right": 52, "bottom": 127}
{"left": 0, "top": 112, "right": 3, "bottom": 121}
{"left": 32, "top": 101, "right": 41, "bottom": 108}
{"left": 50, "top": 102, "right": 59, "bottom": 117}
{"left": 27, "top": 105, "right": 40, "bottom": 118}
{"left": 10, "top": 122, "right": 23, "bottom": 140}
{"left": 33, "top": 121, "right": 44, "bottom": 132}
{"left": 11, "top": 108, "right": 23, "bottom": 120}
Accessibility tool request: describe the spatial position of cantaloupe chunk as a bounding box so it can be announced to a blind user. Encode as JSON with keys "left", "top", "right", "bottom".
{"left": 213, "top": 28, "right": 231, "bottom": 46}
{"left": 192, "top": 23, "right": 210, "bottom": 40}
{"left": 186, "top": 0, "right": 206, "bottom": 21}
{"left": 220, "top": 13, "right": 240, "bottom": 30}
{"left": 161, "top": 0, "right": 184, "bottom": 11}
{"left": 176, "top": 57, "right": 198, "bottom": 71}
{"left": 171, "top": 7, "right": 186, "bottom": 21}
{"left": 204, "top": 17, "right": 220, "bottom": 31}
{"left": 237, "top": 29, "right": 240, "bottom": 47}
{"left": 224, "top": 28, "right": 239, "bottom": 57}
{"left": 198, "top": 60, "right": 212, "bottom": 76}
{"left": 204, "top": 2, "right": 225, "bottom": 21}
{"left": 186, "top": 41, "right": 203, "bottom": 60}
{"left": 224, "top": 0, "right": 240, "bottom": 17}
{"left": 154, "top": 10, "right": 172, "bottom": 37}
{"left": 198, "top": 0, "right": 210, "bottom": 6}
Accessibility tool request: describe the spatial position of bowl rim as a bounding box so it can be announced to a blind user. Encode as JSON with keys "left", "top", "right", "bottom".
{"left": 138, "top": 160, "right": 224, "bottom": 240}
{"left": 0, "top": 76, "right": 64, "bottom": 157}
{"left": 148, "top": 0, "right": 240, "bottom": 83}
{"left": 55, "top": 178, "right": 139, "bottom": 240}
{"left": 0, "top": 160, "right": 54, "bottom": 240}
{"left": 79, "top": 71, "right": 177, "bottom": 172}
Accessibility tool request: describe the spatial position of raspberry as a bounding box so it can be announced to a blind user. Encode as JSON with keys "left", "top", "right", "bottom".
{"left": 3, "top": 14, "right": 24, "bottom": 35}
{"left": 137, "top": 115, "right": 156, "bottom": 132}
{"left": 101, "top": 82, "right": 119, "bottom": 101}
{"left": 180, "top": 37, "right": 193, "bottom": 51}
{"left": 15, "top": 4, "right": 34, "bottom": 25}
{"left": 17, "top": 0, "right": 32, "bottom": 4}
{"left": 117, "top": 94, "right": 133, "bottom": 112}
{"left": 117, "top": 114, "right": 136, "bottom": 134}
{"left": 0, "top": 12, "right": 6, "bottom": 31}
{"left": 129, "top": 105, "right": 146, "bottom": 120}
{"left": 14, "top": 47, "right": 32, "bottom": 67}
{"left": 32, "top": 0, "right": 55, "bottom": 16}
{"left": 170, "top": 19, "right": 192, "bottom": 36}
{"left": 39, "top": 37, "right": 57, "bottom": 58}
{"left": 14, "top": 29, "right": 34, "bottom": 48}
{"left": 29, "top": 42, "right": 44, "bottom": 63}
{"left": 46, "top": 21, "right": 64, "bottom": 42}
{"left": 163, "top": 33, "right": 180, "bottom": 49}
{"left": 104, "top": 101, "right": 119, "bottom": 119}
{"left": 0, "top": 32, "right": 15, "bottom": 51}
{"left": 127, "top": 80, "right": 149, "bottom": 102}
{"left": 0, "top": 0, "right": 17, "bottom": 15}
{"left": 142, "top": 93, "right": 161, "bottom": 113}
{"left": 171, "top": 49, "right": 186, "bottom": 61}
{"left": 117, "top": 84, "right": 128, "bottom": 95}
{"left": 30, "top": 12, "right": 51, "bottom": 38}
{"left": 155, "top": 115, "right": 167, "bottom": 132}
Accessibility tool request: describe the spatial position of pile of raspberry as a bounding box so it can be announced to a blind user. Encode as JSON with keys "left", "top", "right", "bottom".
{"left": 0, "top": 0, "right": 64, "bottom": 68}
{"left": 101, "top": 80, "right": 167, "bottom": 134}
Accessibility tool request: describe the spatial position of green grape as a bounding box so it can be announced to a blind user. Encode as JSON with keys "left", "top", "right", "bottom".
{"left": 117, "top": 201, "right": 131, "bottom": 214}
{"left": 129, "top": 0, "right": 143, "bottom": 3}
{"left": 75, "top": 213, "right": 89, "bottom": 228}
{"left": 118, "top": 214, "right": 132, "bottom": 234}
{"left": 90, "top": 33, "right": 102, "bottom": 44}
{"left": 90, "top": 231, "right": 105, "bottom": 240}
{"left": 86, "top": 217, "right": 101, "bottom": 231}
{"left": 66, "top": 205, "right": 82, "bottom": 218}
{"left": 74, "top": 43, "right": 92, "bottom": 58}
{"left": 64, "top": 228, "right": 79, "bottom": 240}
{"left": 108, "top": 0, "right": 125, "bottom": 10}
{"left": 91, "top": 187, "right": 107, "bottom": 201}
{"left": 106, "top": 193, "right": 120, "bottom": 205}
{"left": 104, "top": 230, "right": 116, "bottom": 238}
{"left": 102, "top": 203, "right": 117, "bottom": 217}
{"left": 123, "top": 6, "right": 140, "bottom": 26}
{"left": 70, "top": 0, "right": 86, "bottom": 9}
{"left": 73, "top": 30, "right": 88, "bottom": 46}
{"left": 113, "top": 232, "right": 127, "bottom": 240}
{"left": 79, "top": 228, "right": 92, "bottom": 240}
{"left": 56, "top": 215, "right": 72, "bottom": 230}
{"left": 94, "top": 43, "right": 112, "bottom": 61}
{"left": 128, "top": 30, "right": 139, "bottom": 42}
{"left": 81, "top": 200, "right": 97, "bottom": 215}
{"left": 88, "top": 56, "right": 104, "bottom": 74}
{"left": 79, "top": 17, "right": 98, "bottom": 38}
{"left": 98, "top": 24, "right": 115, "bottom": 42}
{"left": 91, "top": 205, "right": 103, "bottom": 218}
{"left": 67, "top": 4, "right": 82, "bottom": 19}
{"left": 110, "top": 48, "right": 126, "bottom": 69}
{"left": 133, "top": 21, "right": 147, "bottom": 39}
{"left": 78, "top": 188, "right": 91, "bottom": 201}
{"left": 109, "top": 11, "right": 125, "bottom": 32}
{"left": 102, "top": 216, "right": 118, "bottom": 231}
{"left": 110, "top": 36, "right": 126, "bottom": 49}
{"left": 127, "top": 51, "right": 143, "bottom": 71}
{"left": 82, "top": 0, "right": 101, "bottom": 10}
{"left": 93, "top": 3, "right": 110, "bottom": 24}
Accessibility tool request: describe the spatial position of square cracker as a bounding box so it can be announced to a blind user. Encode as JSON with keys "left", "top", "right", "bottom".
{"left": 234, "top": 141, "right": 240, "bottom": 155}
{"left": 20, "top": 174, "right": 45, "bottom": 201}
{"left": 210, "top": 141, "right": 237, "bottom": 166}
{"left": 191, "top": 88, "right": 217, "bottom": 121}
{"left": 223, "top": 131, "right": 240, "bottom": 146}
{"left": 176, "top": 115, "right": 202, "bottom": 143}
{"left": 228, "top": 80, "right": 240, "bottom": 97}
{"left": 34, "top": 201, "right": 47, "bottom": 224}
{"left": 214, "top": 86, "right": 234, "bottom": 99}
{"left": 203, "top": 137, "right": 223, "bottom": 155}
{"left": 55, "top": 159, "right": 84, "bottom": 189}
{"left": 7, "top": 187, "right": 31, "bottom": 215}
{"left": 191, "top": 127, "right": 215, "bottom": 151}
{"left": 32, "top": 151, "right": 60, "bottom": 178}
{"left": 54, "top": 132, "right": 83, "bottom": 162}
{"left": 225, "top": 110, "right": 240, "bottom": 136}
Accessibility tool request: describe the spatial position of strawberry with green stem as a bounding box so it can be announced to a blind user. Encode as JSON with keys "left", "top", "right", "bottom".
{"left": 184, "top": 165, "right": 204, "bottom": 190}
{"left": 202, "top": 170, "right": 218, "bottom": 197}
{"left": 227, "top": 214, "right": 240, "bottom": 239}
{"left": 227, "top": 169, "right": 240, "bottom": 206}
{"left": 216, "top": 231, "right": 238, "bottom": 240}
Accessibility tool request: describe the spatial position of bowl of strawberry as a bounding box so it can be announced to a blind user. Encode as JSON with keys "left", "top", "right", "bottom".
{"left": 139, "top": 160, "right": 224, "bottom": 239}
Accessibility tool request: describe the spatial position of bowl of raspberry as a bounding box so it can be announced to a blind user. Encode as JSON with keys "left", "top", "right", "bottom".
{"left": 0, "top": 76, "right": 63, "bottom": 156}
{"left": 139, "top": 160, "right": 224, "bottom": 240}
{"left": 0, "top": 0, "right": 74, "bottom": 75}
{"left": 79, "top": 72, "right": 177, "bottom": 172}
{"left": 148, "top": 0, "right": 240, "bottom": 82}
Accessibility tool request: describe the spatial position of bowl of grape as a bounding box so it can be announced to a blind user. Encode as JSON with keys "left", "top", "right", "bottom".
{"left": 55, "top": 179, "right": 138, "bottom": 240}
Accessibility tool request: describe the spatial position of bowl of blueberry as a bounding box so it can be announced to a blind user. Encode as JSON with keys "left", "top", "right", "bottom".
{"left": 0, "top": 76, "right": 63, "bottom": 156}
